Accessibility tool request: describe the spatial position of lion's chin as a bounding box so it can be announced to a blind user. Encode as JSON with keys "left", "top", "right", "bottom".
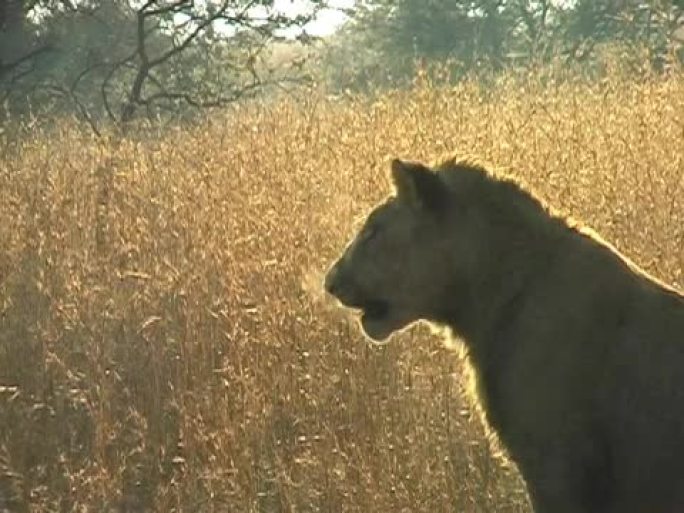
{"left": 360, "top": 311, "right": 412, "bottom": 342}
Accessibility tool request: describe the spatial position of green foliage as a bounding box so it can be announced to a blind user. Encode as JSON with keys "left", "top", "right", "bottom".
{"left": 1, "top": 0, "right": 320, "bottom": 129}
{"left": 317, "top": 0, "right": 684, "bottom": 91}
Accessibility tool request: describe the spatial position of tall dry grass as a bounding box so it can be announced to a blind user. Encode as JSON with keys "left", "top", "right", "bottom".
{"left": 0, "top": 66, "right": 682, "bottom": 512}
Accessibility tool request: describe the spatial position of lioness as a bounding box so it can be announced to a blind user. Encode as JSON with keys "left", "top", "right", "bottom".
{"left": 324, "top": 156, "right": 684, "bottom": 513}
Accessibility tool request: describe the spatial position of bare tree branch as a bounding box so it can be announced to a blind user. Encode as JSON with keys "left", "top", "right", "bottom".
{"left": 117, "top": 0, "right": 321, "bottom": 124}
{"left": 41, "top": 82, "right": 102, "bottom": 137}
{"left": 102, "top": 53, "right": 137, "bottom": 123}
{"left": 3, "top": 0, "right": 327, "bottom": 131}
{"left": 143, "top": 0, "right": 192, "bottom": 18}
{"left": 0, "top": 45, "right": 54, "bottom": 81}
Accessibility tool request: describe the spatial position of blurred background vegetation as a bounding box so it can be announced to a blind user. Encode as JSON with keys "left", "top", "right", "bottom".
{"left": 1, "top": 0, "right": 683, "bottom": 129}
{"left": 322, "top": 0, "right": 684, "bottom": 89}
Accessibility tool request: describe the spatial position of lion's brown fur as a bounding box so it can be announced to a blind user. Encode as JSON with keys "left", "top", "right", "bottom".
{"left": 325, "top": 155, "right": 684, "bottom": 513}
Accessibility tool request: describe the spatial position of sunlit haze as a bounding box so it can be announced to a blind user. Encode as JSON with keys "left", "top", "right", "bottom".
{"left": 275, "top": 0, "right": 354, "bottom": 36}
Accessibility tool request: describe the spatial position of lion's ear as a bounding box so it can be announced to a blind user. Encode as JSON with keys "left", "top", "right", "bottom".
{"left": 390, "top": 158, "right": 447, "bottom": 212}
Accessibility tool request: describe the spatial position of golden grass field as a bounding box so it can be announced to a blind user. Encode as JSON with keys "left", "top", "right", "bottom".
{"left": 0, "top": 64, "right": 682, "bottom": 512}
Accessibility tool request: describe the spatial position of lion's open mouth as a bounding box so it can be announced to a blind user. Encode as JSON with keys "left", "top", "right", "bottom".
{"left": 332, "top": 292, "right": 389, "bottom": 319}
{"left": 358, "top": 299, "right": 412, "bottom": 342}
{"left": 329, "top": 290, "right": 410, "bottom": 341}
{"left": 361, "top": 299, "right": 390, "bottom": 320}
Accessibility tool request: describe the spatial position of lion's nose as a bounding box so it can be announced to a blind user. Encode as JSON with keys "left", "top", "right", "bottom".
{"left": 324, "top": 261, "right": 342, "bottom": 296}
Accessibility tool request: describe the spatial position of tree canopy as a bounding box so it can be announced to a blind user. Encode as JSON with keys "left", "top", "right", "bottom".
{"left": 318, "top": 0, "right": 684, "bottom": 90}
{"left": 1, "top": 0, "right": 683, "bottom": 127}
{"left": 0, "top": 0, "right": 327, "bottom": 130}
